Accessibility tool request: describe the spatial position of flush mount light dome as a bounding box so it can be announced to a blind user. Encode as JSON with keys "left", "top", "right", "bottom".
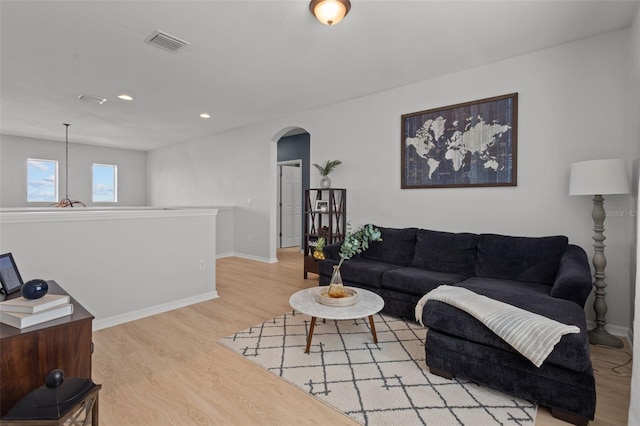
{"left": 310, "top": 0, "right": 351, "bottom": 26}
{"left": 200, "top": 113, "right": 211, "bottom": 119}
{"left": 117, "top": 94, "right": 134, "bottom": 101}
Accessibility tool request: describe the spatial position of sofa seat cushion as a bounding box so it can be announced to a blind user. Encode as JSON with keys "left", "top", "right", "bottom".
{"left": 425, "top": 330, "right": 596, "bottom": 420}
{"left": 381, "top": 267, "right": 467, "bottom": 296}
{"left": 421, "top": 277, "right": 590, "bottom": 372}
{"left": 319, "top": 258, "right": 402, "bottom": 290}
{"left": 411, "top": 229, "right": 478, "bottom": 276}
{"left": 475, "top": 234, "right": 568, "bottom": 285}
{"left": 362, "top": 226, "right": 417, "bottom": 267}
{"left": 379, "top": 289, "right": 424, "bottom": 319}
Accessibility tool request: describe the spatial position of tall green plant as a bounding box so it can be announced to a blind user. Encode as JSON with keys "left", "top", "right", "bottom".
{"left": 313, "top": 160, "right": 342, "bottom": 176}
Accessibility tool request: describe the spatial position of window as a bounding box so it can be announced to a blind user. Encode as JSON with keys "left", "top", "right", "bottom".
{"left": 27, "top": 159, "right": 58, "bottom": 202}
{"left": 92, "top": 164, "right": 117, "bottom": 203}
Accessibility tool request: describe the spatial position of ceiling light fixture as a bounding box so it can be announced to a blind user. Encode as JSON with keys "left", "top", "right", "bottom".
{"left": 309, "top": 0, "right": 351, "bottom": 26}
{"left": 50, "top": 123, "right": 85, "bottom": 208}
{"left": 118, "top": 94, "right": 134, "bottom": 101}
{"left": 200, "top": 113, "right": 211, "bottom": 119}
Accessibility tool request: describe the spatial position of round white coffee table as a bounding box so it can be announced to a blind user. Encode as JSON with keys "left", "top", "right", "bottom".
{"left": 289, "top": 287, "right": 385, "bottom": 353}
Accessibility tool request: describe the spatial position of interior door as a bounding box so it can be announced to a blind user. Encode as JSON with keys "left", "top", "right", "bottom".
{"left": 280, "top": 163, "right": 302, "bottom": 248}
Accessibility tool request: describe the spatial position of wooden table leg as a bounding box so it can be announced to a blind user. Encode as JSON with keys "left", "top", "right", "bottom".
{"left": 305, "top": 317, "right": 317, "bottom": 353}
{"left": 368, "top": 315, "right": 378, "bottom": 344}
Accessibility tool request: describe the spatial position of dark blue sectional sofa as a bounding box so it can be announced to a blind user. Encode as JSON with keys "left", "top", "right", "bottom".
{"left": 319, "top": 226, "right": 595, "bottom": 425}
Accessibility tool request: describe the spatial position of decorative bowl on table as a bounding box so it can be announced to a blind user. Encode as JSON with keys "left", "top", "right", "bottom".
{"left": 316, "top": 287, "right": 358, "bottom": 306}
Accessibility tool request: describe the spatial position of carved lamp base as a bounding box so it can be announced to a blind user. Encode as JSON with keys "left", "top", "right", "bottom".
{"left": 588, "top": 327, "right": 623, "bottom": 348}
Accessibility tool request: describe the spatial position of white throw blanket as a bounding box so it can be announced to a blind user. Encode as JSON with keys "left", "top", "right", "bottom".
{"left": 415, "top": 285, "right": 580, "bottom": 368}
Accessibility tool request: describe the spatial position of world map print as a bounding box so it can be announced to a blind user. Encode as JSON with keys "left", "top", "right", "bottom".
{"left": 402, "top": 94, "right": 517, "bottom": 188}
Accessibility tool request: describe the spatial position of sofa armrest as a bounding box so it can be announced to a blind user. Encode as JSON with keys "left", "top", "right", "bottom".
{"left": 323, "top": 241, "right": 343, "bottom": 261}
{"left": 550, "top": 244, "right": 592, "bottom": 307}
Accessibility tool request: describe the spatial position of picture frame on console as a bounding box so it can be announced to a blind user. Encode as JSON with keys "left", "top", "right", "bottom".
{"left": 401, "top": 93, "right": 518, "bottom": 189}
{"left": 314, "top": 200, "right": 329, "bottom": 212}
{"left": 0, "top": 252, "right": 24, "bottom": 295}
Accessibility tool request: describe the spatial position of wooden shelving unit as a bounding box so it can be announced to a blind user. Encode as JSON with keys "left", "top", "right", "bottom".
{"left": 303, "top": 188, "right": 346, "bottom": 278}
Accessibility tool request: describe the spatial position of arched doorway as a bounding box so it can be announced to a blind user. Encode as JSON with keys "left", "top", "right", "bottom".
{"left": 273, "top": 127, "right": 310, "bottom": 258}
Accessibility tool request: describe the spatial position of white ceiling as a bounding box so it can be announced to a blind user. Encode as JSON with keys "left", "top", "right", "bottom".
{"left": 1, "top": 1, "right": 638, "bottom": 151}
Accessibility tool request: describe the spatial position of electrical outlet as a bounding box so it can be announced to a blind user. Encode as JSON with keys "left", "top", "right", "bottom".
{"left": 199, "top": 259, "right": 206, "bottom": 270}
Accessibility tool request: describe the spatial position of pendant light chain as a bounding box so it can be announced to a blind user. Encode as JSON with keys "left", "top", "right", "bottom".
{"left": 49, "top": 123, "right": 85, "bottom": 207}
{"left": 64, "top": 123, "right": 70, "bottom": 199}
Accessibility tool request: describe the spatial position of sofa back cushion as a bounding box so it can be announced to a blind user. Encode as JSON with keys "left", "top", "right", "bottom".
{"left": 475, "top": 234, "right": 569, "bottom": 284}
{"left": 411, "top": 229, "right": 478, "bottom": 276}
{"left": 362, "top": 226, "right": 417, "bottom": 267}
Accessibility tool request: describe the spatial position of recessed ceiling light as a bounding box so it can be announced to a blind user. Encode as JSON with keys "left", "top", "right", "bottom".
{"left": 200, "top": 113, "right": 211, "bottom": 119}
{"left": 118, "top": 94, "right": 134, "bottom": 101}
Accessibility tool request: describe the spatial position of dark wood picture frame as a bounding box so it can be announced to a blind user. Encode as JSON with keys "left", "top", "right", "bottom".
{"left": 401, "top": 93, "right": 518, "bottom": 189}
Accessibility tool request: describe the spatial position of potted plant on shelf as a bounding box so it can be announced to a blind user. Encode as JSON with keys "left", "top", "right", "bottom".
{"left": 313, "top": 159, "right": 342, "bottom": 189}
{"left": 327, "top": 224, "right": 382, "bottom": 298}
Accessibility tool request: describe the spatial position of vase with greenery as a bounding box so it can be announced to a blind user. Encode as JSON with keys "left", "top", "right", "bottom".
{"left": 328, "top": 224, "right": 382, "bottom": 298}
{"left": 313, "top": 160, "right": 342, "bottom": 189}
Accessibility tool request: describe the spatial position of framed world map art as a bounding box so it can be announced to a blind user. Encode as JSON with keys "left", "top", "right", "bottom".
{"left": 401, "top": 93, "right": 517, "bottom": 189}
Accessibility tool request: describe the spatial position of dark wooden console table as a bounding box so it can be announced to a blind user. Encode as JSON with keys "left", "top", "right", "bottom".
{"left": 0, "top": 280, "right": 95, "bottom": 419}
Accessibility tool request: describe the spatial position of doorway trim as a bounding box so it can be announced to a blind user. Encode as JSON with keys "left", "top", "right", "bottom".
{"left": 277, "top": 159, "right": 303, "bottom": 250}
{"left": 271, "top": 125, "right": 311, "bottom": 263}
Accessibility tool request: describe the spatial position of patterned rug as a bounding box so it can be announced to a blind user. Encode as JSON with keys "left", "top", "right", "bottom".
{"left": 218, "top": 312, "right": 536, "bottom": 425}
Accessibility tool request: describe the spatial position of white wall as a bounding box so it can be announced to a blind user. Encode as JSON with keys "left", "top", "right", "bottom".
{"left": 148, "top": 126, "right": 277, "bottom": 262}
{"left": 627, "top": 6, "right": 640, "bottom": 426}
{"left": 148, "top": 29, "right": 637, "bottom": 332}
{"left": 0, "top": 134, "right": 147, "bottom": 207}
{"left": 0, "top": 208, "right": 218, "bottom": 330}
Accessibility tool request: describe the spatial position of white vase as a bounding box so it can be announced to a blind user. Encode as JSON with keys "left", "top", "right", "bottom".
{"left": 320, "top": 176, "right": 331, "bottom": 189}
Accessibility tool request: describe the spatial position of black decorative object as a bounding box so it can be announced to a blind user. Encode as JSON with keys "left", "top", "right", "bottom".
{"left": 21, "top": 279, "right": 49, "bottom": 300}
{"left": 4, "top": 369, "right": 99, "bottom": 421}
{"left": 46, "top": 369, "right": 65, "bottom": 388}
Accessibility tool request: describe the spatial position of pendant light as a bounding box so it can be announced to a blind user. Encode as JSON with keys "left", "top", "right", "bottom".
{"left": 309, "top": 0, "right": 351, "bottom": 26}
{"left": 51, "top": 123, "right": 85, "bottom": 207}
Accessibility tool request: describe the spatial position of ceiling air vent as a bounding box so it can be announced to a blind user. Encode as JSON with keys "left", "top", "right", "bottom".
{"left": 78, "top": 94, "right": 107, "bottom": 105}
{"left": 144, "top": 30, "right": 189, "bottom": 53}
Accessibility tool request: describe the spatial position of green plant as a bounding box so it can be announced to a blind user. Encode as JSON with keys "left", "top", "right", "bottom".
{"left": 313, "top": 160, "right": 342, "bottom": 176}
{"left": 337, "top": 224, "right": 382, "bottom": 268}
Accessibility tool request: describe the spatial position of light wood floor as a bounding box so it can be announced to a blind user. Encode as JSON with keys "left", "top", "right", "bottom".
{"left": 92, "top": 248, "right": 632, "bottom": 425}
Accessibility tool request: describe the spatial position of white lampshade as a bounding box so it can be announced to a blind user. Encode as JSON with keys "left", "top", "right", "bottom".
{"left": 569, "top": 159, "right": 630, "bottom": 195}
{"left": 310, "top": 0, "right": 351, "bottom": 26}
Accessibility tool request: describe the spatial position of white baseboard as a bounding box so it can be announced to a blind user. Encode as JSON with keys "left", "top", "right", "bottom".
{"left": 218, "top": 252, "right": 273, "bottom": 263}
{"left": 216, "top": 252, "right": 235, "bottom": 259}
{"left": 93, "top": 291, "right": 219, "bottom": 331}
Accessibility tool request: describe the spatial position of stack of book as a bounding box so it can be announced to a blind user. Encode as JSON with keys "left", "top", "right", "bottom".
{"left": 0, "top": 294, "right": 73, "bottom": 329}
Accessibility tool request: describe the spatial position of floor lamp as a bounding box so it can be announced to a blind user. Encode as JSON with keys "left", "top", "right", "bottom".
{"left": 569, "top": 159, "right": 630, "bottom": 348}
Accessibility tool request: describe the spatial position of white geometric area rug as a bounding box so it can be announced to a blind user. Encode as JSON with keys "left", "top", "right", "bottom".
{"left": 218, "top": 312, "right": 536, "bottom": 426}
